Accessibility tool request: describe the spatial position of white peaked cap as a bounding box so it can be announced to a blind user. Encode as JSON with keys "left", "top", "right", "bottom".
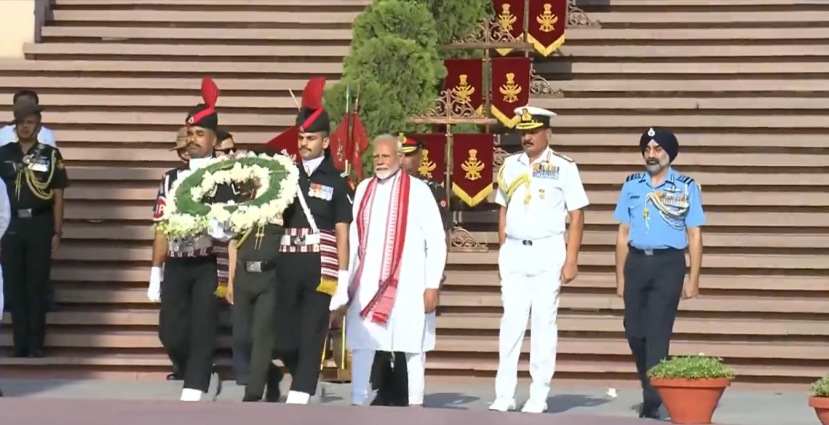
{"left": 513, "top": 105, "right": 557, "bottom": 117}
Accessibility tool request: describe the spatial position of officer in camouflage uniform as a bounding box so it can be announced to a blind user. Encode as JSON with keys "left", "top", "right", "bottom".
{"left": 369, "top": 133, "right": 450, "bottom": 406}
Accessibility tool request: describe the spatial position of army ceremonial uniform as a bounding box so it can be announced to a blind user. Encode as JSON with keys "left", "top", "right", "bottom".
{"left": 273, "top": 96, "right": 353, "bottom": 405}
{"left": 152, "top": 79, "right": 231, "bottom": 401}
{"left": 0, "top": 100, "right": 69, "bottom": 358}
{"left": 231, "top": 210, "right": 283, "bottom": 402}
{"left": 370, "top": 135, "right": 451, "bottom": 407}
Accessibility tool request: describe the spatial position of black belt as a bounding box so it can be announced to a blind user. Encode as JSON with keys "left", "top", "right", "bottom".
{"left": 241, "top": 260, "right": 277, "bottom": 273}
{"left": 628, "top": 245, "right": 683, "bottom": 256}
{"left": 12, "top": 206, "right": 52, "bottom": 218}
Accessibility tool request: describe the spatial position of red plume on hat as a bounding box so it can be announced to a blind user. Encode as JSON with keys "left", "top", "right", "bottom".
{"left": 266, "top": 77, "right": 328, "bottom": 157}
{"left": 186, "top": 77, "right": 220, "bottom": 127}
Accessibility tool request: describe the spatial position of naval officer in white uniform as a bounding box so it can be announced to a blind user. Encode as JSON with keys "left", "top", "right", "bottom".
{"left": 489, "top": 106, "right": 589, "bottom": 413}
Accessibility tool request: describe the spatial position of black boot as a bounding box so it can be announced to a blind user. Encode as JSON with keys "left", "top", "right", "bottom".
{"left": 639, "top": 402, "right": 660, "bottom": 419}
{"left": 264, "top": 365, "right": 282, "bottom": 402}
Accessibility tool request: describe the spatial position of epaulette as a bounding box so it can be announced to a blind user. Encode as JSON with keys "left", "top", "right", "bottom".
{"left": 552, "top": 152, "right": 574, "bottom": 163}
{"left": 677, "top": 174, "right": 695, "bottom": 185}
{"left": 625, "top": 172, "right": 644, "bottom": 182}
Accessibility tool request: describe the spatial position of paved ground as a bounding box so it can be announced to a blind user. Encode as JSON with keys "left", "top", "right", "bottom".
{"left": 0, "top": 378, "right": 818, "bottom": 424}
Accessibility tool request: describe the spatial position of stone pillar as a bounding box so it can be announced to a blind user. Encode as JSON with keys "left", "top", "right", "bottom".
{"left": 0, "top": 0, "right": 36, "bottom": 58}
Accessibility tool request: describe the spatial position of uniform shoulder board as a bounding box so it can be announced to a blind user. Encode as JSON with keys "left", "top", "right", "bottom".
{"left": 677, "top": 175, "right": 695, "bottom": 185}
{"left": 552, "top": 152, "right": 574, "bottom": 163}
{"left": 625, "top": 172, "right": 644, "bottom": 182}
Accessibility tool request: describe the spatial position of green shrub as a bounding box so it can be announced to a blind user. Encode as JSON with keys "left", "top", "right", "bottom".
{"left": 811, "top": 375, "right": 829, "bottom": 397}
{"left": 413, "top": 0, "right": 492, "bottom": 46}
{"left": 647, "top": 355, "right": 736, "bottom": 380}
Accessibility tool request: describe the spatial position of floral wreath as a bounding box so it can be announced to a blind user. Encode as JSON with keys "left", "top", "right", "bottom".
{"left": 157, "top": 151, "right": 300, "bottom": 239}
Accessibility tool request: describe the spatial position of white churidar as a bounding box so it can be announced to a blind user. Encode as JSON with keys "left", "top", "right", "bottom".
{"left": 0, "top": 179, "right": 10, "bottom": 328}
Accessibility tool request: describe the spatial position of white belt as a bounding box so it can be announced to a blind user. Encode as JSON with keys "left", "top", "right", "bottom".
{"left": 170, "top": 235, "right": 213, "bottom": 252}
{"left": 280, "top": 234, "right": 321, "bottom": 246}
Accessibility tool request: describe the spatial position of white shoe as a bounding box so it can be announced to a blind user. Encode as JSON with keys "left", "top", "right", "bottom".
{"left": 520, "top": 399, "right": 548, "bottom": 413}
{"left": 488, "top": 398, "right": 516, "bottom": 412}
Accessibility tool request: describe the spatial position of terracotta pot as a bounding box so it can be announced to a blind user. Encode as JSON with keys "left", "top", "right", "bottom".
{"left": 809, "top": 396, "right": 829, "bottom": 425}
{"left": 651, "top": 377, "right": 731, "bottom": 424}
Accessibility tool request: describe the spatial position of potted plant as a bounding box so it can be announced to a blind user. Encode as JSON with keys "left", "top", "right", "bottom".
{"left": 647, "top": 355, "right": 735, "bottom": 424}
{"left": 809, "top": 375, "right": 829, "bottom": 425}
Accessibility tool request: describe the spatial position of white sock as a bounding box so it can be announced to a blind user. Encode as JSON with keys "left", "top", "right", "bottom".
{"left": 180, "top": 388, "right": 202, "bottom": 402}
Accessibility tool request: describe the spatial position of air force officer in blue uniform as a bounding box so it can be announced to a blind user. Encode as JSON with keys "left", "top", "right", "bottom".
{"left": 613, "top": 127, "right": 705, "bottom": 419}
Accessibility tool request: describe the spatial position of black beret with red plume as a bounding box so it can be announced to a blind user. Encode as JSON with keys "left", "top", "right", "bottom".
{"left": 295, "top": 77, "right": 329, "bottom": 134}
{"left": 186, "top": 78, "right": 220, "bottom": 132}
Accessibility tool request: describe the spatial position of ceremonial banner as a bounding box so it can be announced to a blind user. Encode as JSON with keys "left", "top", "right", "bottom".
{"left": 489, "top": 57, "right": 531, "bottom": 128}
{"left": 409, "top": 133, "right": 447, "bottom": 184}
{"left": 528, "top": 0, "right": 567, "bottom": 56}
{"left": 265, "top": 126, "right": 299, "bottom": 161}
{"left": 491, "top": 0, "right": 526, "bottom": 56}
{"left": 452, "top": 133, "right": 495, "bottom": 207}
{"left": 443, "top": 59, "right": 484, "bottom": 114}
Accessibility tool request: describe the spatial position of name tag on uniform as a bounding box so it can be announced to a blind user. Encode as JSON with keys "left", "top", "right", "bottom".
{"left": 531, "top": 162, "right": 559, "bottom": 180}
{"left": 29, "top": 157, "right": 49, "bottom": 172}
{"left": 309, "top": 183, "right": 333, "bottom": 200}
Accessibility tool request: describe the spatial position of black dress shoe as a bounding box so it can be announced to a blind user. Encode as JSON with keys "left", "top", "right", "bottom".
{"left": 242, "top": 394, "right": 260, "bottom": 402}
{"left": 13, "top": 348, "right": 28, "bottom": 358}
{"left": 166, "top": 372, "right": 183, "bottom": 381}
{"left": 28, "top": 349, "right": 43, "bottom": 358}
{"left": 0, "top": 387, "right": 4, "bottom": 397}
{"left": 264, "top": 366, "right": 282, "bottom": 402}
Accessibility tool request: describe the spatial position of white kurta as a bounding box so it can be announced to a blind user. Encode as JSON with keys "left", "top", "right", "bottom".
{"left": 346, "top": 173, "right": 447, "bottom": 354}
{"left": 0, "top": 179, "right": 11, "bottom": 326}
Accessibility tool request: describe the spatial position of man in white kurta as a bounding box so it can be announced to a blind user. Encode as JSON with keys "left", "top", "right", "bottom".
{"left": 334, "top": 135, "right": 446, "bottom": 407}
{"left": 0, "top": 179, "right": 11, "bottom": 397}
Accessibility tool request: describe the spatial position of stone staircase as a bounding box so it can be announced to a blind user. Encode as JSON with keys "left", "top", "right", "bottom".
{"left": 0, "top": 0, "right": 827, "bottom": 385}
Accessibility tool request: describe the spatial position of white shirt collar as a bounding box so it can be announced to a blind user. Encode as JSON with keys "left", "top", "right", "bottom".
{"left": 302, "top": 155, "right": 325, "bottom": 175}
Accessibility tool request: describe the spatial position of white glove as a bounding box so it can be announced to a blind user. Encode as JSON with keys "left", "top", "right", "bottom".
{"left": 207, "top": 217, "right": 235, "bottom": 241}
{"left": 329, "top": 270, "right": 350, "bottom": 311}
{"left": 147, "top": 266, "right": 163, "bottom": 303}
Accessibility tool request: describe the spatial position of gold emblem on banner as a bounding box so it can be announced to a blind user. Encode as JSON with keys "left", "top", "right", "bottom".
{"left": 537, "top": 3, "right": 559, "bottom": 32}
{"left": 453, "top": 74, "right": 476, "bottom": 103}
{"left": 418, "top": 148, "right": 436, "bottom": 179}
{"left": 499, "top": 72, "right": 522, "bottom": 103}
{"left": 497, "top": 3, "right": 518, "bottom": 33}
{"left": 462, "top": 149, "right": 484, "bottom": 181}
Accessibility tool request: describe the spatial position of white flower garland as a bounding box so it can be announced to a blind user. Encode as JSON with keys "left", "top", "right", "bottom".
{"left": 159, "top": 151, "right": 299, "bottom": 239}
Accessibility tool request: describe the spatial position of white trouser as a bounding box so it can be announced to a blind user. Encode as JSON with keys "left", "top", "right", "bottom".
{"left": 0, "top": 265, "right": 4, "bottom": 333}
{"left": 351, "top": 348, "right": 426, "bottom": 406}
{"left": 495, "top": 236, "right": 565, "bottom": 403}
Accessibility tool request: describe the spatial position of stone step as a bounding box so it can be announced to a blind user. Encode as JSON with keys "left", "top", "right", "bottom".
{"left": 66, "top": 166, "right": 829, "bottom": 187}
{"left": 462, "top": 230, "right": 829, "bottom": 249}
{"left": 12, "top": 93, "right": 829, "bottom": 113}
{"left": 45, "top": 129, "right": 829, "bottom": 148}
{"left": 50, "top": 9, "right": 362, "bottom": 24}
{"left": 48, "top": 288, "right": 828, "bottom": 314}
{"left": 40, "top": 26, "right": 829, "bottom": 43}
{"left": 9, "top": 75, "right": 829, "bottom": 95}
{"left": 23, "top": 42, "right": 829, "bottom": 59}
{"left": 5, "top": 59, "right": 827, "bottom": 77}
{"left": 59, "top": 182, "right": 829, "bottom": 207}
{"left": 50, "top": 264, "right": 829, "bottom": 293}
{"left": 13, "top": 310, "right": 829, "bottom": 337}
{"left": 55, "top": 0, "right": 369, "bottom": 5}
{"left": 463, "top": 209, "right": 827, "bottom": 228}
{"left": 439, "top": 292, "right": 828, "bottom": 314}
{"left": 23, "top": 111, "right": 829, "bottom": 132}
{"left": 57, "top": 147, "right": 828, "bottom": 168}
{"left": 62, "top": 203, "right": 829, "bottom": 228}
{"left": 589, "top": 11, "right": 829, "bottom": 25}
{"left": 49, "top": 245, "right": 829, "bottom": 271}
